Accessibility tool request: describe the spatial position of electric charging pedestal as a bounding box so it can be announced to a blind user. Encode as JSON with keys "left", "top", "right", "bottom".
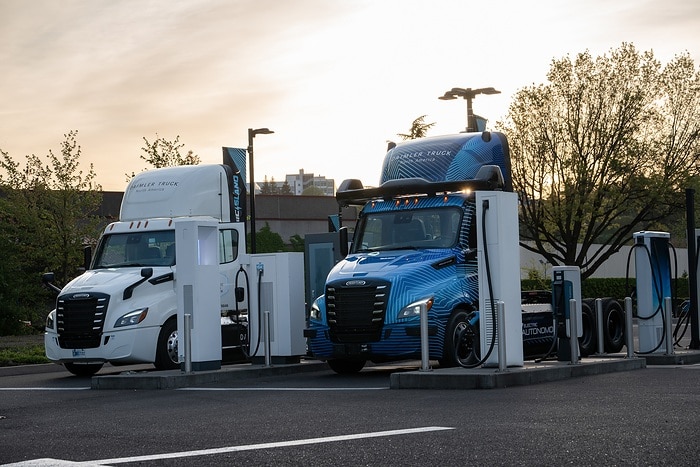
{"left": 552, "top": 266, "right": 582, "bottom": 363}
{"left": 475, "top": 191, "right": 523, "bottom": 368}
{"left": 634, "top": 231, "right": 671, "bottom": 355}
{"left": 175, "top": 218, "right": 222, "bottom": 372}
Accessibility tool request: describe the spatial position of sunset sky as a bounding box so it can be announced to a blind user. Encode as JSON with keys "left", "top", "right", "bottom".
{"left": 2, "top": 0, "right": 699, "bottom": 191}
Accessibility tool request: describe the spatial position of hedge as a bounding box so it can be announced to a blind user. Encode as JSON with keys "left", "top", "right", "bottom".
{"left": 522, "top": 278, "right": 689, "bottom": 302}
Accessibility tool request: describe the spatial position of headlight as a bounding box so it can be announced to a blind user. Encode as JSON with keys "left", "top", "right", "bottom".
{"left": 115, "top": 308, "right": 149, "bottom": 327}
{"left": 45, "top": 310, "right": 56, "bottom": 331}
{"left": 397, "top": 297, "right": 434, "bottom": 319}
{"left": 309, "top": 299, "right": 322, "bottom": 321}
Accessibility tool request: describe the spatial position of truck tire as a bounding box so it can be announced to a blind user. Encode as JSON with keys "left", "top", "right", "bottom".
{"left": 154, "top": 318, "right": 179, "bottom": 371}
{"left": 578, "top": 300, "right": 596, "bottom": 357}
{"left": 327, "top": 359, "right": 366, "bottom": 374}
{"left": 64, "top": 362, "right": 103, "bottom": 377}
{"left": 440, "top": 310, "right": 479, "bottom": 368}
{"left": 603, "top": 298, "right": 625, "bottom": 353}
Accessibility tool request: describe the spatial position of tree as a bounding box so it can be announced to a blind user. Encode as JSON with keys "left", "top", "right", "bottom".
{"left": 301, "top": 185, "right": 325, "bottom": 196}
{"left": 499, "top": 43, "right": 700, "bottom": 279}
{"left": 280, "top": 180, "right": 293, "bottom": 195}
{"left": 249, "top": 223, "right": 285, "bottom": 253}
{"left": 397, "top": 115, "right": 436, "bottom": 140}
{"left": 126, "top": 134, "right": 200, "bottom": 180}
{"left": 0, "top": 130, "right": 103, "bottom": 333}
{"left": 260, "top": 176, "right": 278, "bottom": 195}
{"left": 289, "top": 234, "right": 304, "bottom": 252}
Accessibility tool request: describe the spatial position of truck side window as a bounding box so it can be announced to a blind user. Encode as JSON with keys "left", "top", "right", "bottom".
{"left": 219, "top": 229, "right": 239, "bottom": 264}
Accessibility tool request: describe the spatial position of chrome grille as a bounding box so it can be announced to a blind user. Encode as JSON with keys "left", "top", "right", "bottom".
{"left": 326, "top": 279, "right": 390, "bottom": 343}
{"left": 56, "top": 292, "right": 109, "bottom": 349}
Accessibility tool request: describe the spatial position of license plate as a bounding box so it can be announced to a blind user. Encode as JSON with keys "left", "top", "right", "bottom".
{"left": 72, "top": 349, "right": 86, "bottom": 357}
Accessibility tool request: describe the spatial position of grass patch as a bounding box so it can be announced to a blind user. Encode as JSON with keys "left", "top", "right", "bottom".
{"left": 0, "top": 345, "right": 49, "bottom": 366}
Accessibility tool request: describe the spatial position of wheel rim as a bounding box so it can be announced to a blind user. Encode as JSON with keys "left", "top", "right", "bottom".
{"left": 166, "top": 330, "right": 179, "bottom": 364}
{"left": 454, "top": 320, "right": 476, "bottom": 364}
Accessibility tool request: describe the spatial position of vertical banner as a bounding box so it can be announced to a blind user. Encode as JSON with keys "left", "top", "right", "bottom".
{"left": 222, "top": 147, "right": 248, "bottom": 224}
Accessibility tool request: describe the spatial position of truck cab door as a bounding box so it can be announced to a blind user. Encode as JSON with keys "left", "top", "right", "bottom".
{"left": 218, "top": 222, "right": 246, "bottom": 314}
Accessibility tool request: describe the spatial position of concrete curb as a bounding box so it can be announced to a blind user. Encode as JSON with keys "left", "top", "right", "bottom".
{"left": 390, "top": 357, "right": 646, "bottom": 390}
{"left": 643, "top": 349, "right": 700, "bottom": 366}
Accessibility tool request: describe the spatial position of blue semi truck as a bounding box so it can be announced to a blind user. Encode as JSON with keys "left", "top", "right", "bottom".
{"left": 304, "top": 132, "right": 625, "bottom": 373}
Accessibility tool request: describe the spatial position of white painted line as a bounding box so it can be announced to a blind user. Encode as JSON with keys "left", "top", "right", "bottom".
{"left": 90, "top": 426, "right": 455, "bottom": 465}
{"left": 178, "top": 387, "right": 389, "bottom": 391}
{"left": 0, "top": 387, "right": 90, "bottom": 391}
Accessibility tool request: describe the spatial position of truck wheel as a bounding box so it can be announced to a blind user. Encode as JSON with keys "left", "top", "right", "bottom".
{"left": 155, "top": 318, "right": 179, "bottom": 371}
{"left": 64, "top": 362, "right": 103, "bottom": 377}
{"left": 578, "top": 300, "right": 596, "bottom": 357}
{"left": 327, "top": 359, "right": 366, "bottom": 374}
{"left": 440, "top": 310, "right": 479, "bottom": 368}
{"left": 603, "top": 299, "right": 625, "bottom": 353}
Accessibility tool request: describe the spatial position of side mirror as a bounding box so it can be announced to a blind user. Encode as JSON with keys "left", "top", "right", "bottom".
{"left": 41, "top": 272, "right": 62, "bottom": 295}
{"left": 141, "top": 267, "right": 154, "bottom": 279}
{"left": 339, "top": 227, "right": 349, "bottom": 257}
{"left": 83, "top": 246, "right": 92, "bottom": 271}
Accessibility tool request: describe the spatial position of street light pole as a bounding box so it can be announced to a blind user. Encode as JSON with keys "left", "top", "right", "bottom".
{"left": 247, "top": 127, "right": 274, "bottom": 254}
{"left": 438, "top": 86, "right": 501, "bottom": 132}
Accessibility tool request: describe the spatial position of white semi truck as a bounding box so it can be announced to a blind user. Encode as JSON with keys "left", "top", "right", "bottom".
{"left": 43, "top": 164, "right": 250, "bottom": 376}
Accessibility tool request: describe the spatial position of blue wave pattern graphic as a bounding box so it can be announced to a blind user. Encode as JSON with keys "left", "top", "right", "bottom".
{"left": 380, "top": 133, "right": 511, "bottom": 188}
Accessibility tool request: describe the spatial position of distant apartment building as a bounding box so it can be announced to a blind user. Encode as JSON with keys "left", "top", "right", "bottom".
{"left": 285, "top": 169, "right": 335, "bottom": 196}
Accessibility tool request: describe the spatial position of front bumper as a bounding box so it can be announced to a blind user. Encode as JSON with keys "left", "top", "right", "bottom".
{"left": 45, "top": 325, "right": 160, "bottom": 364}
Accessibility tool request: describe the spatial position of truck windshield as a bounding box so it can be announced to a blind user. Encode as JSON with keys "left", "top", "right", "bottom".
{"left": 352, "top": 206, "right": 463, "bottom": 252}
{"left": 93, "top": 230, "right": 176, "bottom": 268}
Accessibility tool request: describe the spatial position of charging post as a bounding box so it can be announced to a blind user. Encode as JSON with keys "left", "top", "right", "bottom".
{"left": 633, "top": 231, "right": 671, "bottom": 354}
{"left": 551, "top": 266, "right": 582, "bottom": 362}
{"left": 175, "top": 218, "right": 222, "bottom": 371}
{"left": 475, "top": 191, "right": 523, "bottom": 368}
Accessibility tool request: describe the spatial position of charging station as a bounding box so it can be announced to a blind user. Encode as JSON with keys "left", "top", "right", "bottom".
{"left": 304, "top": 232, "right": 343, "bottom": 318}
{"left": 634, "top": 231, "right": 671, "bottom": 354}
{"left": 175, "top": 218, "right": 222, "bottom": 371}
{"left": 476, "top": 190, "right": 523, "bottom": 367}
{"left": 551, "top": 266, "right": 582, "bottom": 361}
{"left": 248, "top": 252, "right": 306, "bottom": 363}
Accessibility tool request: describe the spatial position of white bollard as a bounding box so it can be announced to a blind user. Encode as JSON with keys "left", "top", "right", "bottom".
{"left": 569, "top": 299, "right": 579, "bottom": 365}
{"left": 664, "top": 297, "right": 674, "bottom": 356}
{"left": 183, "top": 313, "right": 192, "bottom": 373}
{"left": 263, "top": 310, "right": 272, "bottom": 367}
{"left": 625, "top": 297, "right": 634, "bottom": 358}
{"left": 419, "top": 302, "right": 431, "bottom": 372}
{"left": 497, "top": 301, "right": 507, "bottom": 372}
{"left": 595, "top": 298, "right": 604, "bottom": 355}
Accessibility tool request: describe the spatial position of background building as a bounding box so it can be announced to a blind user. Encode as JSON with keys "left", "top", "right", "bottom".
{"left": 285, "top": 169, "right": 335, "bottom": 196}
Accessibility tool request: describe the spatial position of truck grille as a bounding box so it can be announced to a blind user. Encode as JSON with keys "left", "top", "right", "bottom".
{"left": 326, "top": 279, "right": 390, "bottom": 343}
{"left": 56, "top": 292, "right": 109, "bottom": 349}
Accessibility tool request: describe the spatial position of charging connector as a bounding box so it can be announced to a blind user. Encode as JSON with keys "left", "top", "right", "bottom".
{"left": 256, "top": 262, "right": 264, "bottom": 274}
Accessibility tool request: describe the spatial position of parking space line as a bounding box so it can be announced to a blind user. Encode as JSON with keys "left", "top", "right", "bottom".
{"left": 178, "top": 387, "right": 389, "bottom": 391}
{"left": 0, "top": 387, "right": 90, "bottom": 391}
{"left": 89, "top": 426, "right": 454, "bottom": 465}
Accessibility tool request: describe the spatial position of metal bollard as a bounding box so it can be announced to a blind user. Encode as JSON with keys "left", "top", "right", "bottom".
{"left": 419, "top": 302, "right": 431, "bottom": 372}
{"left": 569, "top": 299, "right": 579, "bottom": 365}
{"left": 183, "top": 313, "right": 192, "bottom": 373}
{"left": 624, "top": 297, "right": 634, "bottom": 358}
{"left": 664, "top": 297, "right": 674, "bottom": 356}
{"left": 595, "top": 298, "right": 604, "bottom": 355}
{"left": 263, "top": 310, "right": 272, "bottom": 367}
{"left": 497, "top": 301, "right": 507, "bottom": 372}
